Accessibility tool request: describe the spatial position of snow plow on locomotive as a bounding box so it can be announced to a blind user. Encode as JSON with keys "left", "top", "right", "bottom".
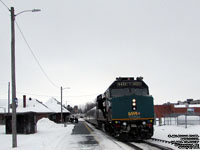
{"left": 85, "top": 77, "right": 154, "bottom": 141}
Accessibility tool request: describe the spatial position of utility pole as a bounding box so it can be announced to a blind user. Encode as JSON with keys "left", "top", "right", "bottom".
{"left": 61, "top": 86, "right": 63, "bottom": 123}
{"left": 185, "top": 104, "right": 188, "bottom": 128}
{"left": 8, "top": 82, "right": 10, "bottom": 113}
{"left": 10, "top": 7, "right": 17, "bottom": 148}
{"left": 61, "top": 86, "right": 70, "bottom": 123}
{"left": 9, "top": 6, "right": 41, "bottom": 148}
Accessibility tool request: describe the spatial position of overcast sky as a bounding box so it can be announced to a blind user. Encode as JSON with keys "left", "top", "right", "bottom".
{"left": 0, "top": 0, "right": 200, "bottom": 106}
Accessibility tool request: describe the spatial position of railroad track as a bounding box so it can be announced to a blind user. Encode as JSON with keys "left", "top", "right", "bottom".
{"left": 85, "top": 120, "right": 174, "bottom": 150}
{"left": 126, "top": 140, "right": 173, "bottom": 150}
{"left": 150, "top": 137, "right": 172, "bottom": 144}
{"left": 125, "top": 142, "right": 143, "bottom": 150}
{"left": 142, "top": 140, "right": 173, "bottom": 150}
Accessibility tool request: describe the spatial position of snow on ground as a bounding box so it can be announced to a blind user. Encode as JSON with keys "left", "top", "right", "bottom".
{"left": 0, "top": 118, "right": 75, "bottom": 150}
{"left": 153, "top": 125, "right": 200, "bottom": 150}
{"left": 0, "top": 118, "right": 131, "bottom": 150}
{"left": 153, "top": 124, "right": 200, "bottom": 141}
{"left": 0, "top": 118, "right": 200, "bottom": 150}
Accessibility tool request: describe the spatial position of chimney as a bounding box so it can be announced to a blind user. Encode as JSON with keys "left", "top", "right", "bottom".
{"left": 23, "top": 95, "right": 26, "bottom": 108}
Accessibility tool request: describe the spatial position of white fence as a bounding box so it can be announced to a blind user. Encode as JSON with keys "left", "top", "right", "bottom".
{"left": 156, "top": 114, "right": 200, "bottom": 126}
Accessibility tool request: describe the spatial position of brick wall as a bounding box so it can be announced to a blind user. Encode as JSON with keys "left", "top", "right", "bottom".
{"left": 155, "top": 104, "right": 200, "bottom": 118}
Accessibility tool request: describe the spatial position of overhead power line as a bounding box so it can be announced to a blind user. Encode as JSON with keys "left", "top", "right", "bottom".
{"left": 67, "top": 94, "right": 98, "bottom": 98}
{"left": 0, "top": 1, "right": 59, "bottom": 89}
{"left": 17, "top": 91, "right": 98, "bottom": 98}
{"left": 15, "top": 21, "right": 60, "bottom": 89}
{"left": 0, "top": 0, "right": 9, "bottom": 11}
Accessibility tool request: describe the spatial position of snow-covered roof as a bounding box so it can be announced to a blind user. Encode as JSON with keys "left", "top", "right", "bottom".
{"left": 0, "top": 98, "right": 53, "bottom": 113}
{"left": 17, "top": 98, "right": 53, "bottom": 113}
{"left": 174, "top": 104, "right": 200, "bottom": 108}
{"left": 0, "top": 97, "right": 71, "bottom": 113}
{"left": 45, "top": 97, "right": 70, "bottom": 113}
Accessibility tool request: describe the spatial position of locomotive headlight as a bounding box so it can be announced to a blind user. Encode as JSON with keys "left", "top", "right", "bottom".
{"left": 142, "top": 121, "right": 146, "bottom": 125}
{"left": 123, "top": 122, "right": 127, "bottom": 126}
{"left": 132, "top": 99, "right": 137, "bottom": 111}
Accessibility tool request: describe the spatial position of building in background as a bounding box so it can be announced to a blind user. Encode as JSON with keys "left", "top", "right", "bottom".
{"left": 45, "top": 97, "right": 70, "bottom": 123}
{"left": 0, "top": 96, "right": 70, "bottom": 124}
{"left": 154, "top": 99, "right": 200, "bottom": 126}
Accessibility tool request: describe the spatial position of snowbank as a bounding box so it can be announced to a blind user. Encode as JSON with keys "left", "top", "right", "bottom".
{"left": 37, "top": 118, "right": 61, "bottom": 130}
{"left": 0, "top": 118, "right": 74, "bottom": 150}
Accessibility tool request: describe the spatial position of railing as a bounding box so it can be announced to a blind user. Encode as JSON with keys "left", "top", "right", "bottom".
{"left": 156, "top": 112, "right": 200, "bottom": 126}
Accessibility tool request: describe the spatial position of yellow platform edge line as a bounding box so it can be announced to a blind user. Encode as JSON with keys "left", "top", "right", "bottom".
{"left": 83, "top": 122, "right": 100, "bottom": 144}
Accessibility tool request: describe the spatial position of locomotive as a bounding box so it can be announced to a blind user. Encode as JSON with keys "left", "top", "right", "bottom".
{"left": 85, "top": 77, "right": 154, "bottom": 140}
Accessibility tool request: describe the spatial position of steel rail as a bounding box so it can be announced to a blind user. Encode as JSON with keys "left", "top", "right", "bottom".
{"left": 126, "top": 142, "right": 144, "bottom": 150}
{"left": 143, "top": 139, "right": 173, "bottom": 150}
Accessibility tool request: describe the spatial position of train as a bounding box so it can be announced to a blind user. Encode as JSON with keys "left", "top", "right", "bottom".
{"left": 85, "top": 77, "right": 154, "bottom": 141}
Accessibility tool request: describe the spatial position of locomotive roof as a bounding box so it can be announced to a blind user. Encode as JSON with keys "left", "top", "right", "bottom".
{"left": 108, "top": 77, "right": 148, "bottom": 89}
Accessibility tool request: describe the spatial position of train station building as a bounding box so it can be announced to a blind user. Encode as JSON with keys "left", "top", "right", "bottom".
{"left": 0, "top": 96, "right": 70, "bottom": 129}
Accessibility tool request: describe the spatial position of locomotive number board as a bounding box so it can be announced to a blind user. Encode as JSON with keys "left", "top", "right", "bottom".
{"left": 116, "top": 82, "right": 142, "bottom": 87}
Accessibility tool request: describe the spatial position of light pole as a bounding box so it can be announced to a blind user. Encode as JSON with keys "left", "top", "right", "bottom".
{"left": 10, "top": 7, "right": 40, "bottom": 148}
{"left": 8, "top": 82, "right": 10, "bottom": 113}
{"left": 61, "top": 86, "right": 70, "bottom": 123}
{"left": 185, "top": 103, "right": 189, "bottom": 128}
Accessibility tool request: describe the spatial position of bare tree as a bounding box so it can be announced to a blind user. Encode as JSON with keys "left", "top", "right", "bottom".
{"left": 83, "top": 102, "right": 96, "bottom": 113}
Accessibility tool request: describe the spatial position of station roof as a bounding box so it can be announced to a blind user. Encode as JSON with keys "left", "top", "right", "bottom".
{"left": 0, "top": 97, "right": 70, "bottom": 113}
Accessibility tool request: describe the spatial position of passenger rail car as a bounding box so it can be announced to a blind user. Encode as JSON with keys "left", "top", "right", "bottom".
{"left": 85, "top": 77, "right": 154, "bottom": 140}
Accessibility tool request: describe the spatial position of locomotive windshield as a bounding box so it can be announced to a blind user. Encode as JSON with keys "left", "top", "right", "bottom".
{"left": 110, "top": 81, "right": 149, "bottom": 98}
{"left": 111, "top": 88, "right": 148, "bottom": 97}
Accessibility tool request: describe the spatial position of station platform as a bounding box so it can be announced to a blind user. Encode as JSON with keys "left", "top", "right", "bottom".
{"left": 71, "top": 120, "right": 99, "bottom": 146}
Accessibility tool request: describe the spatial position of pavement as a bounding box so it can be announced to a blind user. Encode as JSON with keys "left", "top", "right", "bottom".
{"left": 71, "top": 120, "right": 99, "bottom": 147}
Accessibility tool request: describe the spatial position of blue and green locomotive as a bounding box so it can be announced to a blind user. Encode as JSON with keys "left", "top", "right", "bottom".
{"left": 86, "top": 77, "right": 154, "bottom": 140}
